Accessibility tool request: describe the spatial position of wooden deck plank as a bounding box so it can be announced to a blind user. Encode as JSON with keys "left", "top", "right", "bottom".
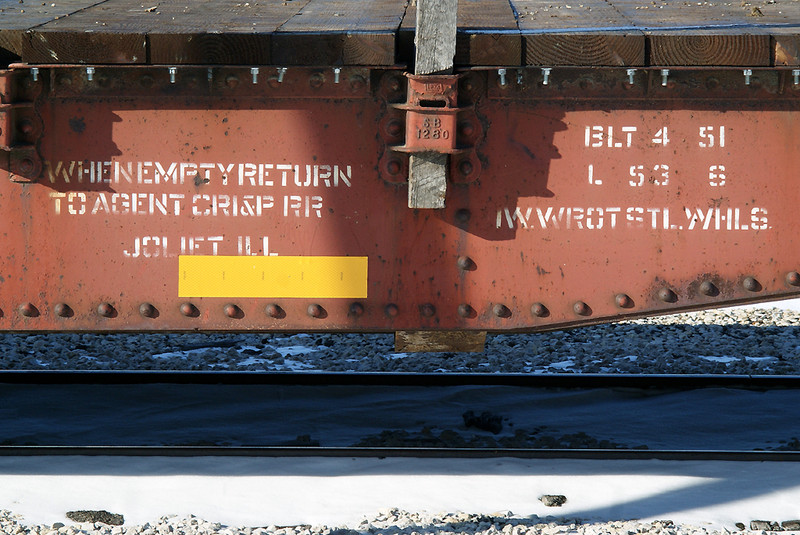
{"left": 273, "top": 0, "right": 408, "bottom": 65}
{"left": 610, "top": 0, "right": 793, "bottom": 66}
{"left": 401, "top": 0, "right": 521, "bottom": 67}
{"left": 0, "top": 0, "right": 105, "bottom": 64}
{"left": 23, "top": 0, "right": 310, "bottom": 64}
{"left": 513, "top": 0, "right": 645, "bottom": 66}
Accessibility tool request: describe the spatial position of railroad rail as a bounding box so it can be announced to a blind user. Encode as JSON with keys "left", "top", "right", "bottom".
{"left": 2, "top": 1, "right": 800, "bottom": 350}
{"left": 2, "top": 371, "right": 800, "bottom": 459}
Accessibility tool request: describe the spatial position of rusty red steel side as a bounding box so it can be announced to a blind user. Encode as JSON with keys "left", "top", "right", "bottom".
{"left": 0, "top": 64, "right": 799, "bottom": 332}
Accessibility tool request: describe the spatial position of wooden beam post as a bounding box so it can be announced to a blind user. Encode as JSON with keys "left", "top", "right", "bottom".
{"left": 408, "top": 0, "right": 457, "bottom": 209}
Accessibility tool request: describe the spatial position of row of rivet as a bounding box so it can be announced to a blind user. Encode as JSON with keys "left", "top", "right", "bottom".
{"left": 496, "top": 67, "right": 800, "bottom": 87}
{"left": 10, "top": 273, "right": 799, "bottom": 320}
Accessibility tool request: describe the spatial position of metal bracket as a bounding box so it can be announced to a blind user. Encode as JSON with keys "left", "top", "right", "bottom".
{"left": 378, "top": 71, "right": 483, "bottom": 188}
{"left": 0, "top": 68, "right": 43, "bottom": 183}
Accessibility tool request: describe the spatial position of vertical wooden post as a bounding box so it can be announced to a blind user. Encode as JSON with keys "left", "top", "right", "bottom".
{"left": 408, "top": 0, "right": 457, "bottom": 209}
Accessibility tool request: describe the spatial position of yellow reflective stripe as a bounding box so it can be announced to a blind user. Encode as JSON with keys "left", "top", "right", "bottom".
{"left": 178, "top": 256, "right": 368, "bottom": 298}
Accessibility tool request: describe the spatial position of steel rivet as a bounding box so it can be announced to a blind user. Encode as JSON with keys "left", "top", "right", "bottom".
{"left": 349, "top": 302, "right": 364, "bottom": 317}
{"left": 309, "top": 73, "right": 325, "bottom": 88}
{"left": 53, "top": 303, "right": 72, "bottom": 318}
{"left": 139, "top": 302, "right": 158, "bottom": 318}
{"left": 224, "top": 303, "right": 242, "bottom": 318}
{"left": 420, "top": 303, "right": 436, "bottom": 317}
{"left": 699, "top": 281, "right": 719, "bottom": 296}
{"left": 573, "top": 301, "right": 591, "bottom": 316}
{"left": 86, "top": 67, "right": 95, "bottom": 81}
{"left": 388, "top": 76, "right": 402, "bottom": 92}
{"left": 180, "top": 302, "right": 199, "bottom": 317}
{"left": 615, "top": 293, "right": 634, "bottom": 308}
{"left": 794, "top": 69, "right": 800, "bottom": 86}
{"left": 168, "top": 67, "right": 177, "bottom": 84}
{"left": 18, "top": 119, "right": 34, "bottom": 135}
{"left": 456, "top": 256, "right": 476, "bottom": 271}
{"left": 139, "top": 75, "right": 154, "bottom": 88}
{"left": 307, "top": 303, "right": 324, "bottom": 318}
{"left": 459, "top": 159, "right": 474, "bottom": 176}
{"left": 349, "top": 75, "right": 366, "bottom": 91}
{"left": 250, "top": 67, "right": 259, "bottom": 84}
{"left": 459, "top": 121, "right": 475, "bottom": 137}
{"left": 385, "top": 119, "right": 403, "bottom": 137}
{"left": 743, "top": 69, "right": 752, "bottom": 86}
{"left": 743, "top": 276, "right": 761, "bottom": 292}
{"left": 455, "top": 208, "right": 471, "bottom": 224}
{"left": 19, "top": 303, "right": 38, "bottom": 318}
{"left": 658, "top": 288, "right": 678, "bottom": 303}
{"left": 385, "top": 303, "right": 399, "bottom": 318}
{"left": 386, "top": 159, "right": 402, "bottom": 176}
{"left": 97, "top": 302, "right": 115, "bottom": 318}
{"left": 661, "top": 69, "right": 670, "bottom": 87}
{"left": 265, "top": 303, "right": 284, "bottom": 318}
{"left": 17, "top": 158, "right": 35, "bottom": 175}
{"left": 498, "top": 68, "right": 507, "bottom": 87}
{"left": 531, "top": 302, "right": 549, "bottom": 318}
{"left": 541, "top": 67, "right": 552, "bottom": 85}
{"left": 226, "top": 75, "right": 239, "bottom": 88}
{"left": 493, "top": 303, "right": 511, "bottom": 318}
{"left": 333, "top": 67, "right": 341, "bottom": 84}
{"left": 787, "top": 271, "right": 800, "bottom": 287}
{"left": 457, "top": 303, "right": 474, "bottom": 318}
{"left": 626, "top": 68, "right": 636, "bottom": 85}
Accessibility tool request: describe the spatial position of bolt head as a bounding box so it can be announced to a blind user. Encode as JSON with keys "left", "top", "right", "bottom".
{"left": 456, "top": 256, "right": 475, "bottom": 271}
{"left": 265, "top": 303, "right": 284, "bottom": 318}
{"left": 699, "top": 281, "right": 719, "bottom": 297}
{"left": 18, "top": 303, "right": 38, "bottom": 318}
{"left": 53, "top": 303, "right": 72, "bottom": 318}
{"left": 573, "top": 301, "right": 591, "bottom": 316}
{"left": 224, "top": 304, "right": 242, "bottom": 318}
{"left": 531, "top": 302, "right": 549, "bottom": 318}
{"left": 615, "top": 294, "right": 634, "bottom": 309}
{"left": 743, "top": 276, "right": 761, "bottom": 292}
{"left": 658, "top": 288, "right": 678, "bottom": 303}
{"left": 139, "top": 302, "right": 158, "bottom": 318}
{"left": 180, "top": 302, "right": 199, "bottom": 317}
{"left": 349, "top": 302, "right": 364, "bottom": 317}
{"left": 493, "top": 304, "right": 511, "bottom": 318}
{"left": 97, "top": 302, "right": 115, "bottom": 318}
{"left": 457, "top": 303, "right": 475, "bottom": 318}
{"left": 455, "top": 209, "right": 471, "bottom": 225}
{"left": 386, "top": 159, "right": 402, "bottom": 176}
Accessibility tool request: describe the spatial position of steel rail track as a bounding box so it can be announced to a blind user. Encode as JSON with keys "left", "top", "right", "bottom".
{"left": 1, "top": 446, "right": 799, "bottom": 461}
{"left": 3, "top": 371, "right": 800, "bottom": 389}
{"left": 4, "top": 372, "right": 800, "bottom": 460}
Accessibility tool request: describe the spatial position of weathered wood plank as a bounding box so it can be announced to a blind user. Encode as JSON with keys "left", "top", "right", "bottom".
{"left": 408, "top": 0, "right": 456, "bottom": 210}
{"left": 395, "top": 330, "right": 487, "bottom": 352}
{"left": 610, "top": 0, "right": 785, "bottom": 66}
{"left": 648, "top": 32, "right": 770, "bottom": 66}
{"left": 274, "top": 0, "right": 407, "bottom": 65}
{"left": 401, "top": 0, "right": 521, "bottom": 67}
{"left": 0, "top": 0, "right": 105, "bottom": 64}
{"left": 23, "top": 0, "right": 310, "bottom": 64}
{"left": 513, "top": 0, "right": 644, "bottom": 66}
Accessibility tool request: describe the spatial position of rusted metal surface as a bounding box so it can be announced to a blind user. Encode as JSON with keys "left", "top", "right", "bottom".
{"left": 1, "top": 64, "right": 800, "bottom": 332}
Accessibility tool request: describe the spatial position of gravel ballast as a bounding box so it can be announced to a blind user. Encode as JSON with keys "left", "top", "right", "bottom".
{"left": 2, "top": 307, "right": 799, "bottom": 535}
